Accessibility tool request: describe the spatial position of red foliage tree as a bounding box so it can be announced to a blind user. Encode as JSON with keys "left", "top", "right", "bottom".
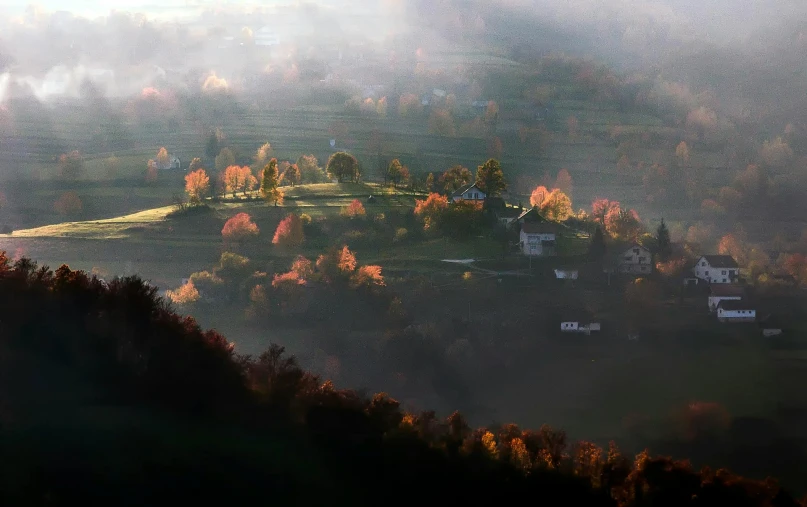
{"left": 350, "top": 265, "right": 386, "bottom": 289}
{"left": 341, "top": 199, "right": 366, "bottom": 218}
{"left": 222, "top": 213, "right": 259, "bottom": 242}
{"left": 272, "top": 214, "right": 305, "bottom": 248}
{"left": 591, "top": 198, "right": 620, "bottom": 225}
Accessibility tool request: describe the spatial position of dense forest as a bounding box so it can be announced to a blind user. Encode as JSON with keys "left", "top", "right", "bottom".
{"left": 0, "top": 252, "right": 803, "bottom": 506}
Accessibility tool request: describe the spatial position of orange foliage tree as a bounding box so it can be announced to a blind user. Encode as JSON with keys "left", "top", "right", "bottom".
{"left": 541, "top": 189, "right": 573, "bottom": 221}
{"left": 54, "top": 191, "right": 83, "bottom": 216}
{"left": 414, "top": 193, "right": 449, "bottom": 231}
{"left": 290, "top": 256, "right": 314, "bottom": 280}
{"left": 223, "top": 165, "right": 254, "bottom": 197}
{"left": 185, "top": 169, "right": 210, "bottom": 204}
{"left": 591, "top": 198, "right": 620, "bottom": 225}
{"left": 530, "top": 185, "right": 550, "bottom": 208}
{"left": 605, "top": 207, "right": 642, "bottom": 241}
{"left": 222, "top": 213, "right": 259, "bottom": 243}
{"left": 165, "top": 281, "right": 200, "bottom": 306}
{"left": 316, "top": 245, "right": 357, "bottom": 283}
{"left": 341, "top": 199, "right": 366, "bottom": 218}
{"left": 350, "top": 265, "right": 386, "bottom": 289}
{"left": 272, "top": 214, "right": 305, "bottom": 248}
{"left": 717, "top": 233, "right": 747, "bottom": 266}
{"left": 156, "top": 147, "right": 170, "bottom": 168}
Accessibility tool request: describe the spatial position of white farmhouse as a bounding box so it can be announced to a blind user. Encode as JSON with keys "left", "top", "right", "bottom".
{"left": 708, "top": 285, "right": 745, "bottom": 312}
{"left": 694, "top": 255, "right": 739, "bottom": 284}
{"left": 717, "top": 300, "right": 756, "bottom": 323}
{"left": 451, "top": 184, "right": 486, "bottom": 203}
{"left": 554, "top": 268, "right": 578, "bottom": 280}
{"left": 520, "top": 223, "right": 559, "bottom": 257}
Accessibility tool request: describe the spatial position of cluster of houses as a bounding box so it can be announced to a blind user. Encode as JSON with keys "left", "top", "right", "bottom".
{"left": 449, "top": 188, "right": 789, "bottom": 336}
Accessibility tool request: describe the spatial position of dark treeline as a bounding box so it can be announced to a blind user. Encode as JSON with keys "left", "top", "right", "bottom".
{"left": 0, "top": 252, "right": 802, "bottom": 506}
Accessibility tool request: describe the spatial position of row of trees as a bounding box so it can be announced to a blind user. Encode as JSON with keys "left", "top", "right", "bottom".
{"left": 2, "top": 255, "right": 801, "bottom": 505}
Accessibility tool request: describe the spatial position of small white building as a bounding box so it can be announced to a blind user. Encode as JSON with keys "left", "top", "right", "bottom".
{"left": 451, "top": 184, "right": 486, "bottom": 203}
{"left": 554, "top": 268, "right": 579, "bottom": 280}
{"left": 717, "top": 300, "right": 756, "bottom": 323}
{"left": 520, "top": 223, "right": 558, "bottom": 257}
{"left": 561, "top": 322, "right": 601, "bottom": 335}
{"left": 157, "top": 155, "right": 181, "bottom": 171}
{"left": 694, "top": 255, "right": 739, "bottom": 284}
{"left": 708, "top": 285, "right": 745, "bottom": 312}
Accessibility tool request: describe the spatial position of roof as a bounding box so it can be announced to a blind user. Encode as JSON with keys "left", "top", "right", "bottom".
{"left": 451, "top": 183, "right": 482, "bottom": 197}
{"left": 496, "top": 207, "right": 522, "bottom": 218}
{"left": 717, "top": 300, "right": 755, "bottom": 311}
{"left": 483, "top": 196, "right": 506, "bottom": 210}
{"left": 700, "top": 255, "right": 739, "bottom": 268}
{"left": 709, "top": 285, "right": 746, "bottom": 297}
{"left": 620, "top": 244, "right": 651, "bottom": 255}
{"left": 515, "top": 207, "right": 546, "bottom": 223}
{"left": 522, "top": 222, "right": 561, "bottom": 235}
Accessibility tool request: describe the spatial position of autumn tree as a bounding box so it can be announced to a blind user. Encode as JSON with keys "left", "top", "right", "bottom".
{"left": 439, "top": 165, "right": 472, "bottom": 194}
{"left": 223, "top": 165, "right": 245, "bottom": 198}
{"left": 606, "top": 207, "right": 642, "bottom": 242}
{"left": 591, "top": 198, "right": 620, "bottom": 226}
{"left": 414, "top": 193, "right": 449, "bottom": 231}
{"left": 296, "top": 155, "right": 327, "bottom": 183}
{"left": 185, "top": 169, "right": 210, "bottom": 204}
{"left": 350, "top": 265, "right": 386, "bottom": 290}
{"left": 58, "top": 150, "right": 84, "bottom": 179}
{"left": 675, "top": 141, "right": 690, "bottom": 166}
{"left": 241, "top": 166, "right": 258, "bottom": 195}
{"left": 222, "top": 212, "right": 259, "bottom": 243}
{"left": 541, "top": 189, "right": 573, "bottom": 221}
{"left": 165, "top": 281, "right": 200, "bottom": 306}
{"left": 54, "top": 191, "right": 83, "bottom": 216}
{"left": 156, "top": 147, "right": 170, "bottom": 168}
{"left": 215, "top": 147, "right": 236, "bottom": 173}
{"left": 555, "top": 168, "right": 573, "bottom": 196}
{"left": 326, "top": 152, "right": 360, "bottom": 183}
{"left": 282, "top": 164, "right": 301, "bottom": 187}
{"left": 429, "top": 110, "right": 456, "bottom": 137}
{"left": 718, "top": 233, "right": 747, "bottom": 266}
{"left": 341, "top": 199, "right": 366, "bottom": 219}
{"left": 254, "top": 142, "right": 273, "bottom": 168}
{"left": 760, "top": 137, "right": 793, "bottom": 167}
{"left": 316, "top": 245, "right": 357, "bottom": 283}
{"left": 398, "top": 93, "right": 422, "bottom": 117}
{"left": 291, "top": 256, "right": 314, "bottom": 280}
{"left": 657, "top": 219, "right": 672, "bottom": 261}
{"left": 476, "top": 158, "right": 506, "bottom": 196}
{"left": 425, "top": 173, "right": 435, "bottom": 192}
{"left": 530, "top": 185, "right": 551, "bottom": 208}
{"left": 261, "top": 159, "right": 283, "bottom": 206}
{"left": 272, "top": 213, "right": 305, "bottom": 248}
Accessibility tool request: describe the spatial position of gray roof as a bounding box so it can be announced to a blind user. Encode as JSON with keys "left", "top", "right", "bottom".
{"left": 717, "top": 300, "right": 754, "bottom": 311}
{"left": 701, "top": 255, "right": 739, "bottom": 268}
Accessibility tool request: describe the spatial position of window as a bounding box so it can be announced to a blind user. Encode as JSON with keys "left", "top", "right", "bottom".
{"left": 702, "top": 261, "right": 707, "bottom": 266}
{"left": 722, "top": 279, "right": 727, "bottom": 283}
{"left": 633, "top": 248, "right": 640, "bottom": 255}
{"left": 722, "top": 270, "right": 726, "bottom": 275}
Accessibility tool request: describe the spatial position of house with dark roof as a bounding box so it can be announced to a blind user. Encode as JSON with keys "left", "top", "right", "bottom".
{"left": 513, "top": 206, "right": 546, "bottom": 226}
{"left": 519, "top": 222, "right": 561, "bottom": 257}
{"left": 694, "top": 255, "right": 739, "bottom": 284}
{"left": 708, "top": 284, "right": 746, "bottom": 312}
{"left": 451, "top": 183, "right": 486, "bottom": 203}
{"left": 717, "top": 300, "right": 756, "bottom": 323}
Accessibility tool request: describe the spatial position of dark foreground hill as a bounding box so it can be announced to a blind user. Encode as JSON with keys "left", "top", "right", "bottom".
{"left": 0, "top": 252, "right": 802, "bottom": 506}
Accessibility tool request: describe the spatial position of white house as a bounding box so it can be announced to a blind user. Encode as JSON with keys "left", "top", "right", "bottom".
{"left": 708, "top": 285, "right": 745, "bottom": 312}
{"left": 693, "top": 255, "right": 739, "bottom": 284}
{"left": 616, "top": 245, "right": 652, "bottom": 275}
{"left": 561, "top": 322, "right": 600, "bottom": 335}
{"left": 520, "top": 223, "right": 558, "bottom": 257}
{"left": 554, "top": 268, "right": 579, "bottom": 280}
{"left": 451, "top": 184, "right": 486, "bottom": 203}
{"left": 157, "top": 155, "right": 181, "bottom": 171}
{"left": 717, "top": 300, "right": 756, "bottom": 323}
